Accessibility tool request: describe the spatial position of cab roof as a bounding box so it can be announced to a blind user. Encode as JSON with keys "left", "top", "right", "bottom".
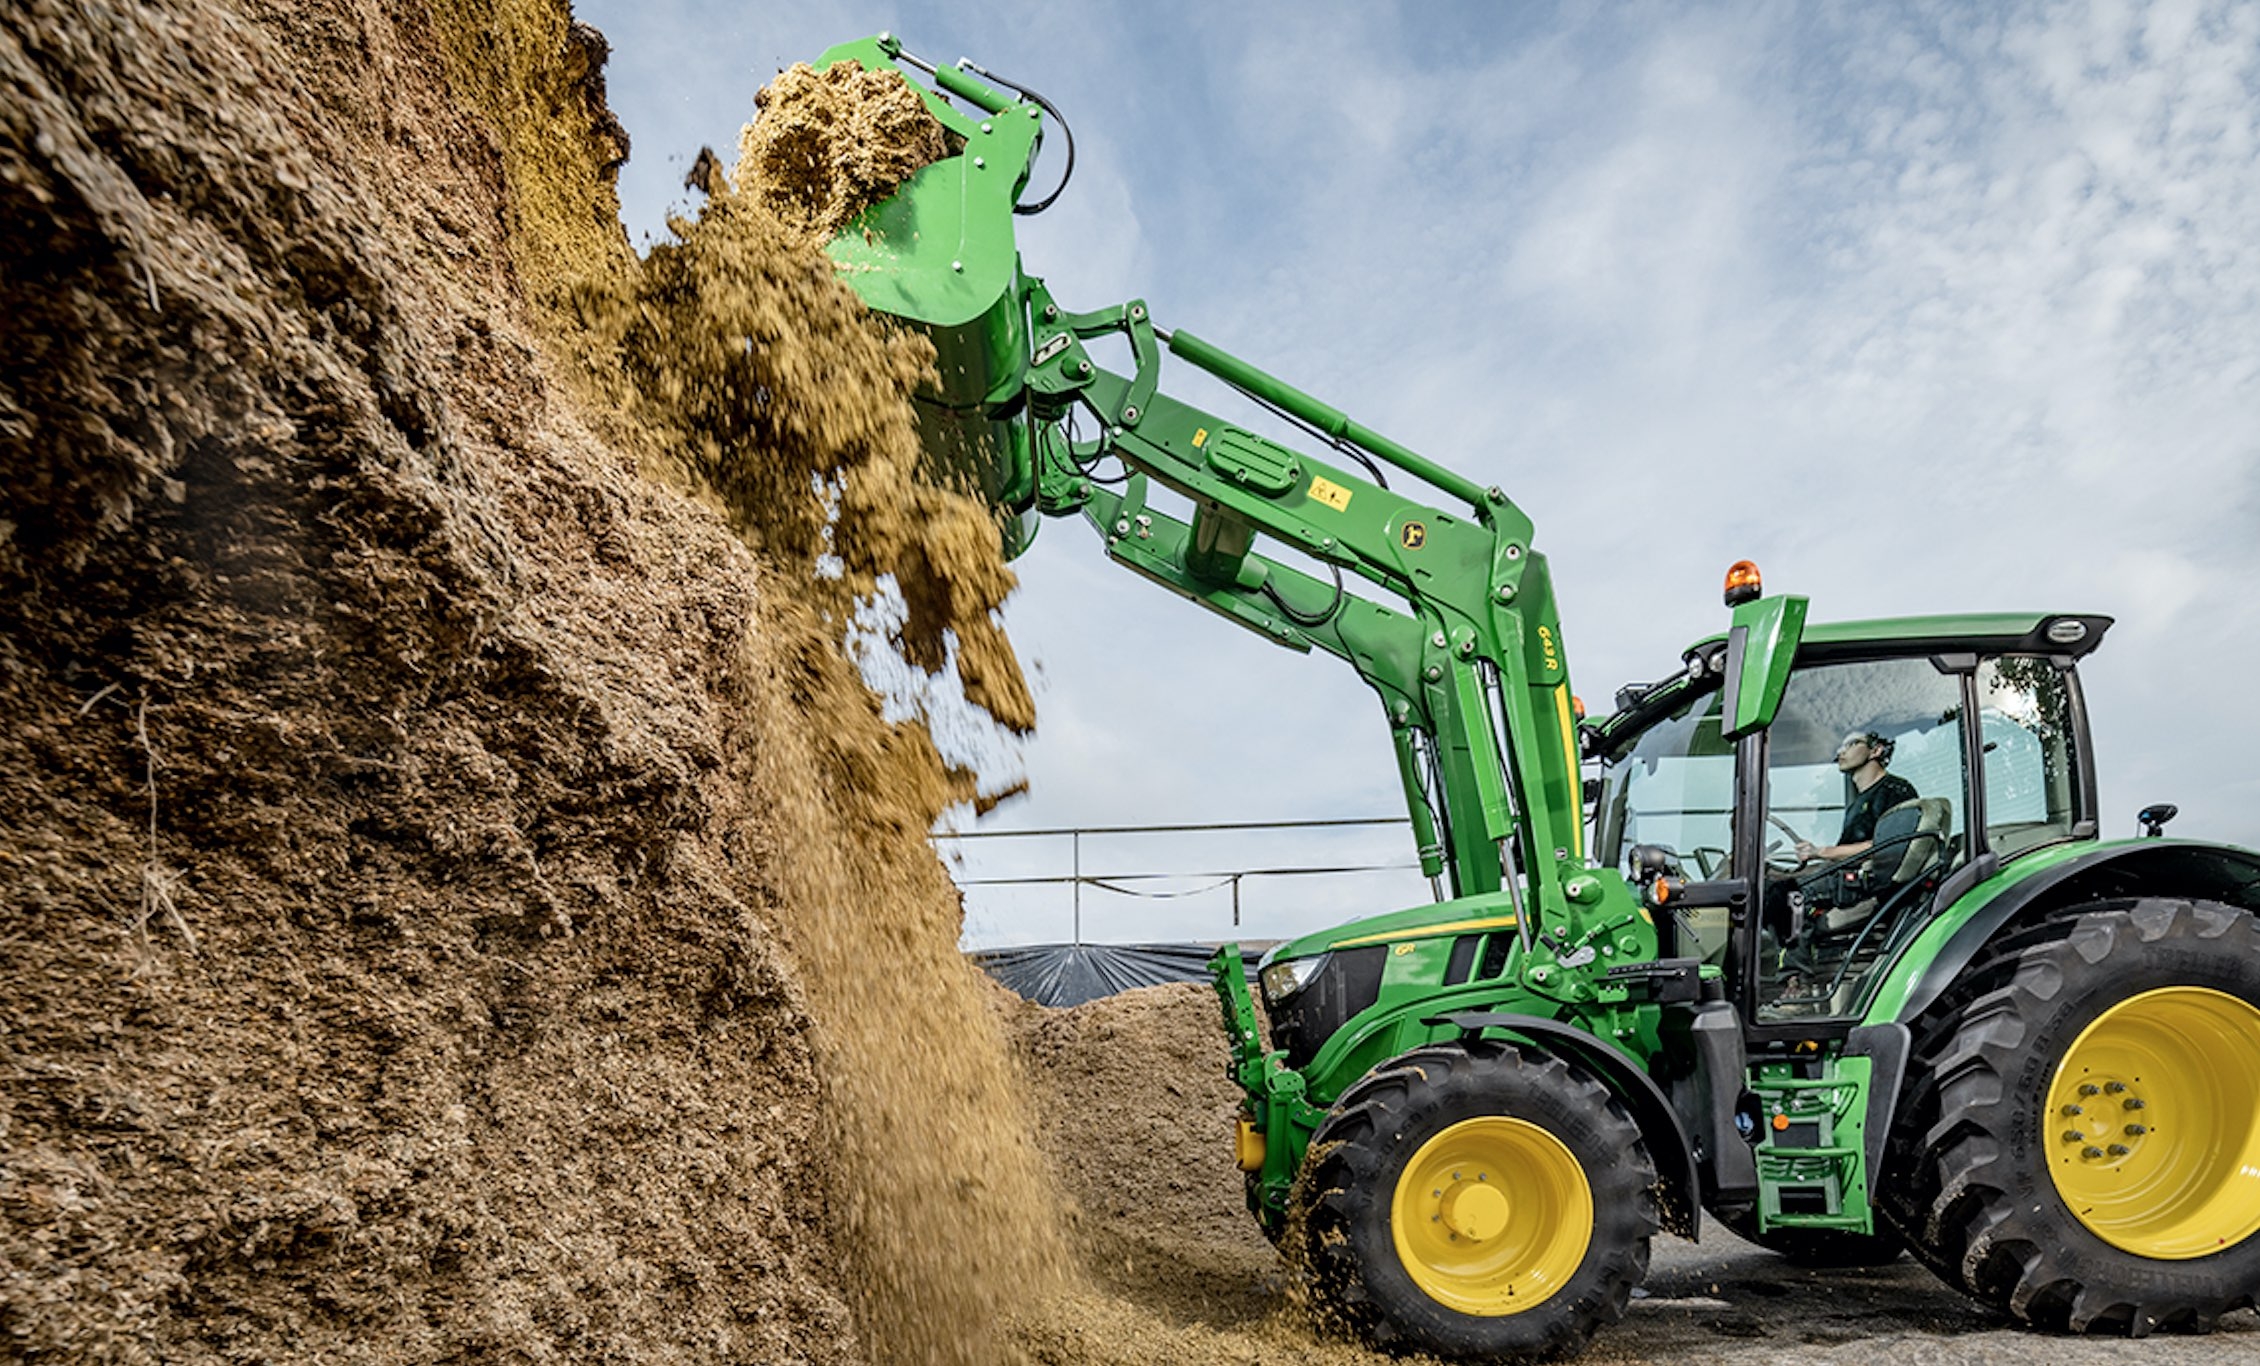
{"left": 1800, "top": 611, "right": 2112, "bottom": 657}
{"left": 1691, "top": 611, "right": 2114, "bottom": 662}
{"left": 1588, "top": 611, "right": 2113, "bottom": 761}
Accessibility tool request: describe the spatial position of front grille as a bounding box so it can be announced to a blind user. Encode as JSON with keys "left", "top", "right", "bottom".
{"left": 1270, "top": 946, "right": 1386, "bottom": 1071}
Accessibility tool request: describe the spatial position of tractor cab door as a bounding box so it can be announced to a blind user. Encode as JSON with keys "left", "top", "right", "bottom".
{"left": 1744, "top": 655, "right": 1975, "bottom": 1024}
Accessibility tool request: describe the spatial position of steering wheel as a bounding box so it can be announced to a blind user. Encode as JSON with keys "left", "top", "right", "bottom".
{"left": 1765, "top": 816, "right": 1809, "bottom": 875}
{"left": 1762, "top": 814, "right": 1817, "bottom": 868}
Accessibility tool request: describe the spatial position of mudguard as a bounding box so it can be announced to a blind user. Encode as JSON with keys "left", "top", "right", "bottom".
{"left": 1882, "top": 839, "right": 2260, "bottom": 1026}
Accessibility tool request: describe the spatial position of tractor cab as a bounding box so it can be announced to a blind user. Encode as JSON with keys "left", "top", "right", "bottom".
{"left": 1588, "top": 610, "right": 2111, "bottom": 1031}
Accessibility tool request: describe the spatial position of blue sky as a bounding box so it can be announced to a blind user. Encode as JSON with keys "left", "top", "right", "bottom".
{"left": 579, "top": 0, "right": 2260, "bottom": 948}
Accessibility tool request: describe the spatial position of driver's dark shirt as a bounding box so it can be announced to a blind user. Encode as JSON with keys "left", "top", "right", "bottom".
{"left": 1841, "top": 773, "right": 1919, "bottom": 846}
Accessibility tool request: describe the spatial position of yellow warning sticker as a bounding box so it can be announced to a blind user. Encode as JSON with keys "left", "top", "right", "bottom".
{"left": 1192, "top": 427, "right": 1208, "bottom": 448}
{"left": 1308, "top": 476, "right": 1352, "bottom": 512}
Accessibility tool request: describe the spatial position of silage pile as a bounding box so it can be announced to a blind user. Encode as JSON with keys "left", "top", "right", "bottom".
{"left": 0, "top": 0, "right": 1047, "bottom": 1360}
{"left": 0, "top": 3, "right": 1430, "bottom": 1363}
{"left": 1007, "top": 985, "right": 1278, "bottom": 1313}
{"left": 1001, "top": 984, "right": 1443, "bottom": 1366}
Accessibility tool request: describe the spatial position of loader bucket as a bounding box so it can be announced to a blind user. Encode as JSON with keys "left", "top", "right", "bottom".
{"left": 813, "top": 35, "right": 1044, "bottom": 558}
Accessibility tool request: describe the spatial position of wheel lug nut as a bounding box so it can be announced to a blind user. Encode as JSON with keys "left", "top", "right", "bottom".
{"left": 2063, "top": 1130, "right": 2086, "bottom": 1143}
{"left": 2082, "top": 1146, "right": 2104, "bottom": 1159}
{"left": 2104, "top": 1081, "right": 2127, "bottom": 1094}
{"left": 2079, "top": 1084, "right": 2100, "bottom": 1097}
{"left": 2125, "top": 1124, "right": 2148, "bottom": 1137}
{"left": 2123, "top": 1098, "right": 2146, "bottom": 1111}
{"left": 2108, "top": 1144, "right": 2131, "bottom": 1156}
{"left": 2061, "top": 1104, "right": 2084, "bottom": 1116}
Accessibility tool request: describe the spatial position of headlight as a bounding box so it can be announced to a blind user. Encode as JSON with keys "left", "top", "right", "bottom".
{"left": 1261, "top": 953, "right": 1329, "bottom": 1005}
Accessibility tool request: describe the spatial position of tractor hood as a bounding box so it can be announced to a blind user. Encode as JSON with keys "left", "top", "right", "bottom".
{"left": 1261, "top": 892, "right": 1523, "bottom": 970}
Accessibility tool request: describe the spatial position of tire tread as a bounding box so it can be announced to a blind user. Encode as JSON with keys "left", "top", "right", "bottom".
{"left": 1891, "top": 899, "right": 2260, "bottom": 1333}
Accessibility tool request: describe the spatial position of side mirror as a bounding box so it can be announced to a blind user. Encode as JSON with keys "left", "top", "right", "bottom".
{"left": 1721, "top": 594, "right": 1809, "bottom": 740}
{"left": 2137, "top": 803, "right": 2178, "bottom": 838}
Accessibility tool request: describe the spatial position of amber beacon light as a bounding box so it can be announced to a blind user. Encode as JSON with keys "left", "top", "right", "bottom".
{"left": 1723, "top": 560, "right": 1763, "bottom": 607}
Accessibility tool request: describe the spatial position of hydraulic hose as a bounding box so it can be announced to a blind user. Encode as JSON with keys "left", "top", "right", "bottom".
{"left": 1263, "top": 562, "right": 1346, "bottom": 628}
{"left": 957, "top": 59, "right": 1077, "bottom": 215}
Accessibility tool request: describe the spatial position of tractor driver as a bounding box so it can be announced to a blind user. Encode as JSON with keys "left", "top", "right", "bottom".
{"left": 1763, "top": 728, "right": 1919, "bottom": 951}
{"left": 1796, "top": 731, "right": 1918, "bottom": 866}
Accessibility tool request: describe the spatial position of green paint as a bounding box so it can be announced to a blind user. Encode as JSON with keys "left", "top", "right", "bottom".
{"left": 1751, "top": 1056, "right": 1877, "bottom": 1234}
{"left": 1861, "top": 839, "right": 2123, "bottom": 1024}
{"left": 1724, "top": 593, "right": 1807, "bottom": 739}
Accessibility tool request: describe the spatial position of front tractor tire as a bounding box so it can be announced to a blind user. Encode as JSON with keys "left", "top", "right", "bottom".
{"left": 1293, "top": 1041, "right": 1657, "bottom": 1360}
{"left": 1909, "top": 898, "right": 2260, "bottom": 1333}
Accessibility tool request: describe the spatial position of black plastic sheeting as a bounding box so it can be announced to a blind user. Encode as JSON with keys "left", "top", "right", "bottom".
{"left": 970, "top": 942, "right": 1266, "bottom": 1009}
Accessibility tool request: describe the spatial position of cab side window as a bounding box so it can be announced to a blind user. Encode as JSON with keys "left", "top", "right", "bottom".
{"left": 1978, "top": 656, "right": 2082, "bottom": 858}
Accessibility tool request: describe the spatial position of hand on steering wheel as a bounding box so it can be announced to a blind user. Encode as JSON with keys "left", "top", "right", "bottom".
{"left": 1767, "top": 815, "right": 1817, "bottom": 867}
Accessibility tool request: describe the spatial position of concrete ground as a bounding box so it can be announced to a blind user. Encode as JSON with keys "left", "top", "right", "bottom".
{"left": 1588, "top": 1230, "right": 2259, "bottom": 1365}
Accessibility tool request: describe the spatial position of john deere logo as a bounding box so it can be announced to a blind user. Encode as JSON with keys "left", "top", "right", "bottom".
{"left": 1400, "top": 521, "right": 1427, "bottom": 550}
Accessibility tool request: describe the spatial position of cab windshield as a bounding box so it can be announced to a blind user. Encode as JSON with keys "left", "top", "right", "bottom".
{"left": 1596, "top": 685, "right": 1732, "bottom": 881}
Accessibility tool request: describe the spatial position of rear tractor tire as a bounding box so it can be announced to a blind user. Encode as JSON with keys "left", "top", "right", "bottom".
{"left": 1908, "top": 898, "right": 2260, "bottom": 1333}
{"left": 1291, "top": 1041, "right": 1657, "bottom": 1360}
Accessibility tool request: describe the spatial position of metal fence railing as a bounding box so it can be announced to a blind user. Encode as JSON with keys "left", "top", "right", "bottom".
{"left": 935, "top": 815, "right": 1417, "bottom": 944}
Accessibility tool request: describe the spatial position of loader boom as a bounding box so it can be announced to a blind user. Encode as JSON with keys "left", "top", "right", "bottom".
{"left": 1021, "top": 282, "right": 1586, "bottom": 913}
{"left": 811, "top": 34, "right": 1608, "bottom": 971}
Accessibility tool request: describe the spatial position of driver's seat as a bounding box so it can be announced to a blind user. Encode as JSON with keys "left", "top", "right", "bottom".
{"left": 1815, "top": 795, "right": 1951, "bottom": 934}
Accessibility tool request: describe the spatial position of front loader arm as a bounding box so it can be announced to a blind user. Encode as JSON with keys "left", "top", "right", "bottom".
{"left": 1019, "top": 283, "right": 1589, "bottom": 913}
{"left": 808, "top": 33, "right": 1614, "bottom": 964}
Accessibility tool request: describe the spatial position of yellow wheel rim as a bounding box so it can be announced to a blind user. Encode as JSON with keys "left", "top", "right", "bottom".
{"left": 2044, "top": 986, "right": 2260, "bottom": 1259}
{"left": 1391, "top": 1117, "right": 1592, "bottom": 1315}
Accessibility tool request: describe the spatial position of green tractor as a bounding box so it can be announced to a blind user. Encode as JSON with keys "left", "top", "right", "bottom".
{"left": 808, "top": 36, "right": 2260, "bottom": 1359}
